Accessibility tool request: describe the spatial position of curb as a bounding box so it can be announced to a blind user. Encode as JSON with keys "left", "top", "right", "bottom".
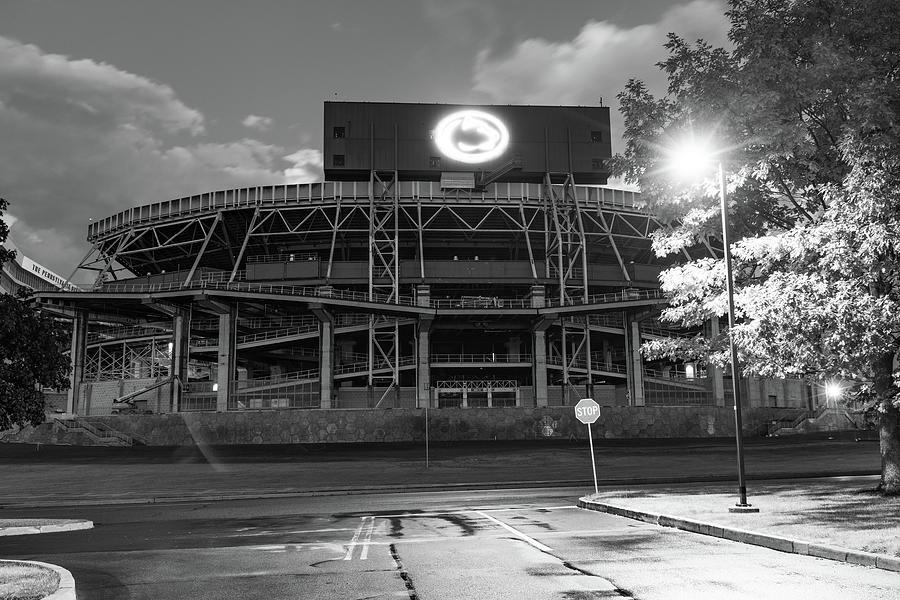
{"left": 0, "top": 520, "right": 94, "bottom": 537}
{"left": 0, "top": 471, "right": 879, "bottom": 509}
{"left": 578, "top": 497, "right": 900, "bottom": 573}
{"left": 0, "top": 559, "right": 76, "bottom": 600}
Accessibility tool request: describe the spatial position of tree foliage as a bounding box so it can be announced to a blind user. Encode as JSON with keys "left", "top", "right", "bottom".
{"left": 611, "top": 0, "right": 900, "bottom": 492}
{"left": 0, "top": 198, "right": 70, "bottom": 431}
{"left": 0, "top": 198, "right": 13, "bottom": 266}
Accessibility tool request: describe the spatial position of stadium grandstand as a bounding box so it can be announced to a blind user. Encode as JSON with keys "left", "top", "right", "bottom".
{"left": 33, "top": 102, "right": 815, "bottom": 426}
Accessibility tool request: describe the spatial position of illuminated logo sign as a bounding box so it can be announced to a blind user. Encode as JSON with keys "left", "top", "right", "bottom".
{"left": 434, "top": 110, "right": 509, "bottom": 164}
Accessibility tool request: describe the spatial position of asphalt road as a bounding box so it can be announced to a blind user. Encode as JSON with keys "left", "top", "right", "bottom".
{"left": 0, "top": 436, "right": 880, "bottom": 508}
{"left": 2, "top": 486, "right": 896, "bottom": 599}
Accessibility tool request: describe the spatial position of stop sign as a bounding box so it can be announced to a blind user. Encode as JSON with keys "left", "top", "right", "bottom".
{"left": 574, "top": 398, "right": 600, "bottom": 424}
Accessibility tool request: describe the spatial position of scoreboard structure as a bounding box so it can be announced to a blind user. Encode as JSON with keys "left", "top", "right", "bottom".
{"left": 323, "top": 102, "right": 612, "bottom": 184}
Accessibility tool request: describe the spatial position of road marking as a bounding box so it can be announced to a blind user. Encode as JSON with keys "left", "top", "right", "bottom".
{"left": 344, "top": 516, "right": 374, "bottom": 560}
{"left": 474, "top": 511, "right": 554, "bottom": 554}
{"left": 230, "top": 527, "right": 356, "bottom": 537}
{"left": 353, "top": 505, "right": 577, "bottom": 519}
{"left": 360, "top": 515, "right": 376, "bottom": 559}
{"left": 343, "top": 518, "right": 365, "bottom": 560}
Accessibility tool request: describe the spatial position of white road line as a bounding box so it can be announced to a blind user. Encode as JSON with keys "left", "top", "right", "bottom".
{"left": 469, "top": 505, "right": 578, "bottom": 512}
{"left": 475, "top": 511, "right": 555, "bottom": 554}
{"left": 355, "top": 505, "right": 577, "bottom": 519}
{"left": 343, "top": 518, "right": 366, "bottom": 560}
{"left": 345, "top": 516, "right": 375, "bottom": 560}
{"left": 360, "top": 516, "right": 376, "bottom": 560}
{"left": 230, "top": 527, "right": 356, "bottom": 538}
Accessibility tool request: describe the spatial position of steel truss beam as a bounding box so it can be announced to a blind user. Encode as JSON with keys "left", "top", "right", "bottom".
{"left": 368, "top": 169, "right": 400, "bottom": 404}
{"left": 543, "top": 173, "right": 592, "bottom": 402}
{"left": 70, "top": 231, "right": 137, "bottom": 290}
{"left": 76, "top": 213, "right": 233, "bottom": 287}
{"left": 85, "top": 338, "right": 171, "bottom": 381}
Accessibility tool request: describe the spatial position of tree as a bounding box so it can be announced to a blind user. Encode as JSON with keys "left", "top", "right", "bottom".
{"left": 0, "top": 198, "right": 70, "bottom": 431}
{"left": 611, "top": 0, "right": 900, "bottom": 493}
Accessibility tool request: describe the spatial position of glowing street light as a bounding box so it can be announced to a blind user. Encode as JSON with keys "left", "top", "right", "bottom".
{"left": 667, "top": 137, "right": 715, "bottom": 183}
{"left": 668, "top": 139, "right": 758, "bottom": 513}
{"left": 824, "top": 380, "right": 844, "bottom": 404}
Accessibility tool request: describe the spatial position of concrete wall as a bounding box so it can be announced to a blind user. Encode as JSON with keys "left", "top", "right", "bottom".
{"left": 743, "top": 377, "right": 809, "bottom": 409}
{"left": 79, "top": 378, "right": 172, "bottom": 415}
{"left": 1, "top": 406, "right": 808, "bottom": 446}
{"left": 335, "top": 387, "right": 417, "bottom": 409}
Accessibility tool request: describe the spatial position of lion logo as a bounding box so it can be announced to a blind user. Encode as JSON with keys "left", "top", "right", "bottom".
{"left": 434, "top": 110, "right": 509, "bottom": 164}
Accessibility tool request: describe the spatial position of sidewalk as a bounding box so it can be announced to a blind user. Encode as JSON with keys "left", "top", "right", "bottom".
{"left": 579, "top": 477, "right": 900, "bottom": 573}
{"left": 0, "top": 519, "right": 93, "bottom": 537}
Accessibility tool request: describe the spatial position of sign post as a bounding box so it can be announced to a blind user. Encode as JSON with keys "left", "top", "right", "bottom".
{"left": 574, "top": 398, "right": 601, "bottom": 494}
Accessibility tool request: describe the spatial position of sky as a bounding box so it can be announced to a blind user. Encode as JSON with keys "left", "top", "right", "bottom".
{"left": 0, "top": 0, "right": 730, "bottom": 279}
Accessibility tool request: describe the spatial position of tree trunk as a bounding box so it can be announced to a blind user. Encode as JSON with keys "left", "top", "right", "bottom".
{"left": 880, "top": 400, "right": 900, "bottom": 495}
{"left": 876, "top": 351, "right": 900, "bottom": 495}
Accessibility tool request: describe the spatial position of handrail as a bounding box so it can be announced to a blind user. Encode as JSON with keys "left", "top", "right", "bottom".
{"left": 243, "top": 315, "right": 319, "bottom": 328}
{"left": 545, "top": 287, "right": 665, "bottom": 307}
{"left": 641, "top": 326, "right": 697, "bottom": 339}
{"left": 198, "top": 270, "right": 246, "bottom": 282}
{"left": 767, "top": 409, "right": 813, "bottom": 435}
{"left": 334, "top": 356, "right": 416, "bottom": 376}
{"left": 87, "top": 182, "right": 646, "bottom": 242}
{"left": 546, "top": 355, "right": 628, "bottom": 374}
{"left": 429, "top": 353, "right": 532, "bottom": 363}
{"left": 237, "top": 325, "right": 320, "bottom": 344}
{"left": 247, "top": 253, "right": 318, "bottom": 263}
{"left": 434, "top": 379, "right": 519, "bottom": 390}
{"left": 55, "top": 418, "right": 143, "bottom": 445}
{"left": 643, "top": 368, "right": 706, "bottom": 380}
{"left": 431, "top": 297, "right": 530, "bottom": 309}
{"left": 587, "top": 314, "right": 625, "bottom": 328}
{"left": 68, "top": 280, "right": 666, "bottom": 310}
{"left": 87, "top": 325, "right": 171, "bottom": 344}
{"left": 90, "top": 280, "right": 419, "bottom": 306}
{"left": 185, "top": 369, "right": 322, "bottom": 394}
{"left": 236, "top": 369, "right": 320, "bottom": 388}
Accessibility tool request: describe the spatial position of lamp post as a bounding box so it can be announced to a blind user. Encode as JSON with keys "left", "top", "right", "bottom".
{"left": 717, "top": 162, "right": 757, "bottom": 513}
{"left": 669, "top": 139, "right": 757, "bottom": 511}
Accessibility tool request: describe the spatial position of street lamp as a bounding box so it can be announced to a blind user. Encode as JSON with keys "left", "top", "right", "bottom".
{"left": 823, "top": 380, "right": 844, "bottom": 406}
{"left": 669, "top": 141, "right": 758, "bottom": 513}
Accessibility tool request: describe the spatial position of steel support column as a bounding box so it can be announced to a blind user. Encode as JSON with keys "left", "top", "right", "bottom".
{"left": 368, "top": 162, "right": 400, "bottom": 405}
{"left": 216, "top": 306, "right": 237, "bottom": 411}
{"left": 531, "top": 287, "right": 551, "bottom": 407}
{"left": 533, "top": 329, "right": 549, "bottom": 407}
{"left": 171, "top": 309, "right": 191, "bottom": 412}
{"left": 66, "top": 310, "right": 89, "bottom": 414}
{"left": 311, "top": 303, "right": 334, "bottom": 409}
{"left": 625, "top": 317, "right": 645, "bottom": 406}
{"left": 416, "top": 284, "right": 432, "bottom": 408}
{"left": 709, "top": 317, "right": 726, "bottom": 406}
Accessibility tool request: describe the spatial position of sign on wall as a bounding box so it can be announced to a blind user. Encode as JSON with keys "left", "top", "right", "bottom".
{"left": 433, "top": 110, "right": 510, "bottom": 164}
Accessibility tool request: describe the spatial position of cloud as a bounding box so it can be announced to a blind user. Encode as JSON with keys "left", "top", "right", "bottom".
{"left": 421, "top": 0, "right": 500, "bottom": 48}
{"left": 0, "top": 36, "right": 320, "bottom": 278}
{"left": 242, "top": 114, "right": 274, "bottom": 131}
{"left": 283, "top": 149, "right": 324, "bottom": 182}
{"left": 0, "top": 36, "right": 204, "bottom": 136}
{"left": 471, "top": 0, "right": 729, "bottom": 146}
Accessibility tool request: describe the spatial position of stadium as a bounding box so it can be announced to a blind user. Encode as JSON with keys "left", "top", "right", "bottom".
{"left": 30, "top": 102, "right": 818, "bottom": 444}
